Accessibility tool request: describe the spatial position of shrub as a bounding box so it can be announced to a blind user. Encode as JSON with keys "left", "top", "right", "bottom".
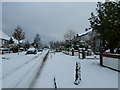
{"left": 9, "top": 44, "right": 18, "bottom": 53}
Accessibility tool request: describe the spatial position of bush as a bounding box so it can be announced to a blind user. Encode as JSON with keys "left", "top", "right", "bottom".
{"left": 74, "top": 45, "right": 79, "bottom": 50}
{"left": 9, "top": 44, "right": 18, "bottom": 53}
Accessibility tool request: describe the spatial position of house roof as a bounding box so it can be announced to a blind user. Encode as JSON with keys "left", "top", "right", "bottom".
{"left": 78, "top": 29, "right": 92, "bottom": 37}
{"left": 11, "top": 37, "right": 25, "bottom": 44}
{"left": 11, "top": 37, "right": 18, "bottom": 44}
{"left": 0, "top": 31, "right": 25, "bottom": 44}
{"left": 0, "top": 30, "right": 10, "bottom": 40}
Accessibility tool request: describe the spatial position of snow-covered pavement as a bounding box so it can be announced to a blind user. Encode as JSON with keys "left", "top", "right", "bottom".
{"left": 2, "top": 50, "right": 49, "bottom": 88}
{"left": 33, "top": 52, "right": 118, "bottom": 88}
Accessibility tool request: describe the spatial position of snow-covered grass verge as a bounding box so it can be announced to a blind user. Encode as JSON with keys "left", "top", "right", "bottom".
{"left": 0, "top": 54, "right": 2, "bottom": 90}
{"left": 86, "top": 55, "right": 99, "bottom": 59}
{"left": 33, "top": 52, "right": 118, "bottom": 88}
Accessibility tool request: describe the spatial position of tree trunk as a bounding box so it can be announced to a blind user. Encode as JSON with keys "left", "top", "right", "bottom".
{"left": 18, "top": 40, "right": 20, "bottom": 55}
{"left": 116, "top": 47, "right": 120, "bottom": 54}
{"left": 110, "top": 48, "right": 114, "bottom": 53}
{"left": 100, "top": 49, "right": 103, "bottom": 66}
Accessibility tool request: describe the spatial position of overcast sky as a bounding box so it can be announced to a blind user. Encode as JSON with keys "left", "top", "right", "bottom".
{"left": 0, "top": 3, "right": 2, "bottom": 32}
{"left": 2, "top": 2, "right": 97, "bottom": 45}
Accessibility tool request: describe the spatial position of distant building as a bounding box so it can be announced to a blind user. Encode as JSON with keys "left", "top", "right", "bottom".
{"left": 0, "top": 31, "right": 10, "bottom": 48}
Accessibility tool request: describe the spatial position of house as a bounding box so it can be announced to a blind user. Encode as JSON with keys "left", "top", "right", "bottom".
{"left": 0, "top": 31, "right": 10, "bottom": 48}
{"left": 72, "top": 29, "right": 101, "bottom": 52}
{"left": 72, "top": 29, "right": 93, "bottom": 47}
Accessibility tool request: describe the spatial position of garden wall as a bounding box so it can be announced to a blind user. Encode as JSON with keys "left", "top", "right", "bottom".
{"left": 101, "top": 53, "right": 120, "bottom": 72}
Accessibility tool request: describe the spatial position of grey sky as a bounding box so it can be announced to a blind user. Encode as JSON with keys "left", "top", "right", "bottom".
{"left": 0, "top": 3, "right": 2, "bottom": 31}
{"left": 2, "top": 2, "right": 97, "bottom": 45}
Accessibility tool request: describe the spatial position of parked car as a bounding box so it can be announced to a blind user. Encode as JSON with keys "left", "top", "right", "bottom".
{"left": 37, "top": 48, "right": 43, "bottom": 52}
{"left": 26, "top": 48, "right": 37, "bottom": 55}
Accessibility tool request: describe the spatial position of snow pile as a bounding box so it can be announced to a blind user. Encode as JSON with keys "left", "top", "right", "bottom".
{"left": 86, "top": 55, "right": 99, "bottom": 59}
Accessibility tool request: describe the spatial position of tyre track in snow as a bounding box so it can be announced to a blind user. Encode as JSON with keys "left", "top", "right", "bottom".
{"left": 2, "top": 52, "right": 43, "bottom": 80}
{"left": 28, "top": 51, "right": 49, "bottom": 88}
{"left": 12, "top": 50, "right": 49, "bottom": 88}
{"left": 3, "top": 50, "right": 49, "bottom": 88}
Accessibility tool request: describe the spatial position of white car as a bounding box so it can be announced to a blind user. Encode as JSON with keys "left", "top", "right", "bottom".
{"left": 26, "top": 48, "right": 37, "bottom": 55}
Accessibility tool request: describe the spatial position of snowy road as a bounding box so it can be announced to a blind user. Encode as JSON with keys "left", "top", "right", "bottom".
{"left": 3, "top": 53, "right": 42, "bottom": 79}
{"left": 2, "top": 50, "right": 49, "bottom": 88}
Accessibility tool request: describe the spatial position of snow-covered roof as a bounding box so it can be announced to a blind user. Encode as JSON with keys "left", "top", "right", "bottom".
{"left": 28, "top": 48, "right": 36, "bottom": 51}
{"left": 11, "top": 37, "right": 25, "bottom": 44}
{"left": 80, "top": 40, "right": 85, "bottom": 42}
{"left": 11, "top": 37, "right": 18, "bottom": 44}
{"left": 0, "top": 31, "right": 10, "bottom": 40}
{"left": 0, "top": 31, "right": 25, "bottom": 43}
{"left": 77, "top": 29, "right": 92, "bottom": 37}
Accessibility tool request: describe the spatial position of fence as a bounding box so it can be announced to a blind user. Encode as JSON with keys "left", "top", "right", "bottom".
{"left": 0, "top": 48, "right": 11, "bottom": 54}
{"left": 62, "top": 49, "right": 86, "bottom": 59}
{"left": 100, "top": 53, "right": 120, "bottom": 72}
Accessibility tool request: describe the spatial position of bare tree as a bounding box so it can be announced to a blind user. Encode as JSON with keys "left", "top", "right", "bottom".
{"left": 12, "top": 26, "right": 25, "bottom": 54}
{"left": 34, "top": 33, "right": 41, "bottom": 48}
{"left": 54, "top": 41, "right": 61, "bottom": 49}
{"left": 49, "top": 41, "right": 54, "bottom": 49}
{"left": 64, "top": 30, "right": 75, "bottom": 41}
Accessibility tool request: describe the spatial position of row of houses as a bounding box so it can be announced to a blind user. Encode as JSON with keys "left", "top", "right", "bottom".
{"left": 0, "top": 30, "right": 26, "bottom": 54}
{"left": 0, "top": 30, "right": 43, "bottom": 54}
